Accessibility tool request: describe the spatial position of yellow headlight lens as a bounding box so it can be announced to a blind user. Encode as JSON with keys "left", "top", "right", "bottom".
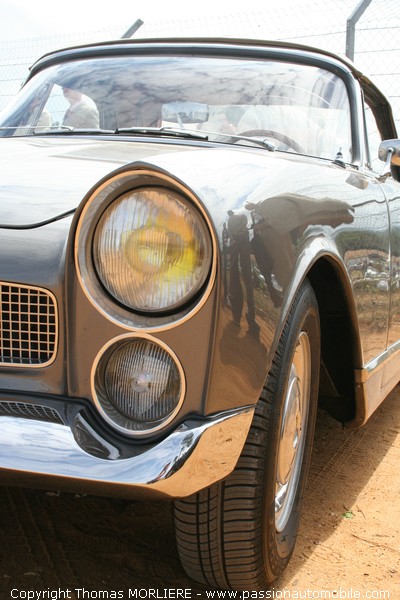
{"left": 93, "top": 187, "right": 212, "bottom": 312}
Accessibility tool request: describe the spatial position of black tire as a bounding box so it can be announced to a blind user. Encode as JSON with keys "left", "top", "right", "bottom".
{"left": 174, "top": 279, "right": 320, "bottom": 590}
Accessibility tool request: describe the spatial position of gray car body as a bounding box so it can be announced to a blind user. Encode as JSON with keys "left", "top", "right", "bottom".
{"left": 0, "top": 38, "right": 399, "bottom": 499}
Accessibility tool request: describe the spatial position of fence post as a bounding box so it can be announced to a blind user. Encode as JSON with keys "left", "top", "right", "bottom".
{"left": 121, "top": 19, "right": 144, "bottom": 39}
{"left": 346, "top": 0, "right": 373, "bottom": 61}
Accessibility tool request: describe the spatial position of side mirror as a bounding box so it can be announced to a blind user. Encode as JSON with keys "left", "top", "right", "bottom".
{"left": 378, "top": 139, "right": 400, "bottom": 181}
{"left": 379, "top": 139, "right": 400, "bottom": 165}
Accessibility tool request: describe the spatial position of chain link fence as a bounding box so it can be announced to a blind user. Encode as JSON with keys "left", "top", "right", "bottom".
{"left": 0, "top": 0, "right": 399, "bottom": 131}
{"left": 350, "top": 0, "right": 400, "bottom": 130}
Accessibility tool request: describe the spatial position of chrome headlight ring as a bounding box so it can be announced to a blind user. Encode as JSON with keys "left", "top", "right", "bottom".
{"left": 75, "top": 170, "right": 216, "bottom": 330}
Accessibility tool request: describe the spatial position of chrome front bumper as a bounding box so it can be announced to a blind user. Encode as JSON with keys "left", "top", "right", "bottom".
{"left": 0, "top": 406, "right": 254, "bottom": 499}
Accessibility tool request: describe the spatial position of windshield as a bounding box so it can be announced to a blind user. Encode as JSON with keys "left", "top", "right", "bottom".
{"left": 0, "top": 53, "right": 352, "bottom": 161}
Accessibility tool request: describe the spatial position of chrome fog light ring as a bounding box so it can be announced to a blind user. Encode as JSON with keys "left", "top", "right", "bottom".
{"left": 92, "top": 333, "right": 186, "bottom": 437}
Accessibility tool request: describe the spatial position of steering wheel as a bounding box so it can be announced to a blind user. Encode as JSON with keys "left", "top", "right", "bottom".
{"left": 237, "top": 129, "right": 304, "bottom": 153}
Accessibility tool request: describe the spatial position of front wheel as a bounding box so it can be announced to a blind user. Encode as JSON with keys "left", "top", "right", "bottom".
{"left": 174, "top": 279, "right": 320, "bottom": 590}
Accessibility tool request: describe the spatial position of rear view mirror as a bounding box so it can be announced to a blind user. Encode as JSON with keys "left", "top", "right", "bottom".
{"left": 162, "top": 102, "right": 209, "bottom": 126}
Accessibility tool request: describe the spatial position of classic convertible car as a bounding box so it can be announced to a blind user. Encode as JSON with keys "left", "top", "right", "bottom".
{"left": 0, "top": 37, "right": 399, "bottom": 590}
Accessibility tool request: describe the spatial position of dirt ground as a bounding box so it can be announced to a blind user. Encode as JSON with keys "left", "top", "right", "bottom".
{"left": 0, "top": 387, "right": 399, "bottom": 599}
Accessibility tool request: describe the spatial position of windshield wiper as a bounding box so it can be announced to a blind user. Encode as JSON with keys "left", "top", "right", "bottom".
{"left": 114, "top": 127, "right": 274, "bottom": 150}
{"left": 35, "top": 126, "right": 114, "bottom": 135}
{"left": 114, "top": 126, "right": 208, "bottom": 141}
{"left": 0, "top": 126, "right": 113, "bottom": 135}
{"left": 204, "top": 130, "right": 276, "bottom": 151}
{"left": 0, "top": 125, "right": 274, "bottom": 151}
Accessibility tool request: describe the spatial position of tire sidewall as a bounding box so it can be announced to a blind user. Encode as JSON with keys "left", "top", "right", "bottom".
{"left": 262, "top": 281, "right": 320, "bottom": 579}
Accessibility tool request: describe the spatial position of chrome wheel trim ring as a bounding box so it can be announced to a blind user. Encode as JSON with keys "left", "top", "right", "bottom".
{"left": 275, "top": 331, "right": 311, "bottom": 532}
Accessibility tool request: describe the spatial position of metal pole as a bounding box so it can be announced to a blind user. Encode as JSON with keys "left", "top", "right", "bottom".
{"left": 346, "top": 0, "right": 373, "bottom": 60}
{"left": 121, "top": 19, "right": 144, "bottom": 39}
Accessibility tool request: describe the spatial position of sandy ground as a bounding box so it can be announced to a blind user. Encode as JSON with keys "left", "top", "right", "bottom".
{"left": 0, "top": 387, "right": 399, "bottom": 599}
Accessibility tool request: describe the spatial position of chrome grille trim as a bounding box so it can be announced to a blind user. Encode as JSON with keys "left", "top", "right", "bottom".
{"left": 0, "top": 282, "right": 58, "bottom": 367}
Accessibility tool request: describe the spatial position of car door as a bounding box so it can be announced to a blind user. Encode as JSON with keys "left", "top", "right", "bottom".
{"left": 363, "top": 97, "right": 400, "bottom": 395}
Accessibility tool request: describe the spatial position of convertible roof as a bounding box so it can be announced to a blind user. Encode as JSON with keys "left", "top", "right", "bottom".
{"left": 30, "top": 37, "right": 363, "bottom": 75}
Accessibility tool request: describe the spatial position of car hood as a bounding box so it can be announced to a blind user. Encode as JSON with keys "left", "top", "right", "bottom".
{"left": 0, "top": 136, "right": 321, "bottom": 231}
{"left": 0, "top": 137, "right": 206, "bottom": 227}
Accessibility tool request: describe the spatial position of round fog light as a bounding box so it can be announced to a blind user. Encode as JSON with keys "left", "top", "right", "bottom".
{"left": 93, "top": 336, "right": 185, "bottom": 436}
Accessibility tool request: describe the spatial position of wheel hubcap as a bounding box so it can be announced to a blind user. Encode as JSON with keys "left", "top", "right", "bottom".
{"left": 275, "top": 331, "right": 311, "bottom": 532}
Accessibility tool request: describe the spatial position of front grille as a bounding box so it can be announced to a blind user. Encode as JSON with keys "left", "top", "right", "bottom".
{"left": 0, "top": 282, "right": 58, "bottom": 366}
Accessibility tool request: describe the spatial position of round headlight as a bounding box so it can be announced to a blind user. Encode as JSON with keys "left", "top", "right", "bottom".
{"left": 93, "top": 336, "right": 185, "bottom": 436}
{"left": 93, "top": 187, "right": 212, "bottom": 313}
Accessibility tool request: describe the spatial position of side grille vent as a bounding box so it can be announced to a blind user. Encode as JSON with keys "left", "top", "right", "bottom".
{"left": 0, "top": 282, "right": 58, "bottom": 366}
{"left": 0, "top": 401, "right": 64, "bottom": 425}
